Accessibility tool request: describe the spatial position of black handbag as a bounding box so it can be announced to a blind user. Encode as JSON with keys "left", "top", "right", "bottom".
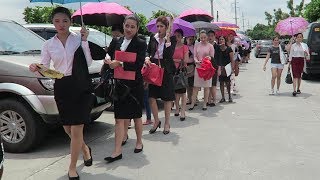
{"left": 285, "top": 67, "right": 293, "bottom": 84}
{"left": 173, "top": 61, "right": 188, "bottom": 90}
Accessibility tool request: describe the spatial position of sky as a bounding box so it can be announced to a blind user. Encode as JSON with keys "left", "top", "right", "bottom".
{"left": 0, "top": 0, "right": 311, "bottom": 30}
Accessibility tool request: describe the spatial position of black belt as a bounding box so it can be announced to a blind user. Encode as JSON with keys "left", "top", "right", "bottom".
{"left": 187, "top": 63, "right": 195, "bottom": 65}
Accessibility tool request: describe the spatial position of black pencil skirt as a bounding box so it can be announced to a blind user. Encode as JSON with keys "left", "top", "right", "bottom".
{"left": 54, "top": 76, "right": 95, "bottom": 125}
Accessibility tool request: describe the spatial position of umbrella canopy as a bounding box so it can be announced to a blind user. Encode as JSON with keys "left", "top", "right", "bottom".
{"left": 275, "top": 17, "right": 309, "bottom": 36}
{"left": 30, "top": 0, "right": 101, "bottom": 4}
{"left": 146, "top": 18, "right": 196, "bottom": 37}
{"left": 72, "top": 2, "right": 132, "bottom": 26}
{"left": 215, "top": 29, "right": 237, "bottom": 37}
{"left": 191, "top": 21, "right": 220, "bottom": 31}
{"left": 212, "top": 21, "right": 239, "bottom": 30}
{"left": 179, "top": 9, "right": 213, "bottom": 23}
{"left": 196, "top": 57, "right": 216, "bottom": 81}
{"left": 236, "top": 33, "right": 250, "bottom": 42}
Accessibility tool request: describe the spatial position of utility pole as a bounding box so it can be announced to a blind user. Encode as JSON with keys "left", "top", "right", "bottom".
{"left": 232, "top": 0, "right": 239, "bottom": 25}
{"left": 242, "top": 12, "right": 245, "bottom": 30}
{"left": 210, "top": 0, "right": 214, "bottom": 21}
{"left": 217, "top": 11, "right": 219, "bottom": 22}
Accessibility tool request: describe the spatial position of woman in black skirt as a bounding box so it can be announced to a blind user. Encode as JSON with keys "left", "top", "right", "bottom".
{"left": 103, "top": 15, "right": 147, "bottom": 163}
{"left": 144, "top": 16, "right": 177, "bottom": 134}
{"left": 29, "top": 7, "right": 93, "bottom": 179}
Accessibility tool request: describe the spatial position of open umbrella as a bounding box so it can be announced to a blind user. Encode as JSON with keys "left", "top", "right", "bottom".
{"left": 146, "top": 18, "right": 196, "bottom": 37}
{"left": 212, "top": 21, "right": 239, "bottom": 30}
{"left": 275, "top": 17, "right": 309, "bottom": 36}
{"left": 72, "top": 2, "right": 132, "bottom": 26}
{"left": 196, "top": 57, "right": 216, "bottom": 81}
{"left": 30, "top": 0, "right": 103, "bottom": 25}
{"left": 179, "top": 9, "right": 213, "bottom": 23}
{"left": 215, "top": 29, "right": 237, "bottom": 37}
{"left": 191, "top": 21, "right": 220, "bottom": 31}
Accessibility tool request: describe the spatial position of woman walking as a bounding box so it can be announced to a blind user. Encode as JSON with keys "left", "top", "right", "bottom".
{"left": 173, "top": 29, "right": 189, "bottom": 121}
{"left": 189, "top": 30, "right": 214, "bottom": 111}
{"left": 218, "top": 36, "right": 234, "bottom": 103}
{"left": 103, "top": 15, "right": 147, "bottom": 163}
{"left": 185, "top": 36, "right": 196, "bottom": 105}
{"left": 208, "top": 30, "right": 219, "bottom": 106}
{"left": 263, "top": 36, "right": 285, "bottom": 95}
{"left": 288, "top": 33, "right": 310, "bottom": 96}
{"left": 29, "top": 7, "right": 93, "bottom": 179}
{"left": 145, "top": 16, "right": 176, "bottom": 135}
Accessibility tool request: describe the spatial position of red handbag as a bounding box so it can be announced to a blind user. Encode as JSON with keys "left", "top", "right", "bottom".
{"left": 141, "top": 44, "right": 164, "bottom": 86}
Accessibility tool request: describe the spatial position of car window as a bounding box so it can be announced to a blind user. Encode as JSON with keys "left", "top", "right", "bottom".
{"left": 310, "top": 26, "right": 320, "bottom": 46}
{"left": 71, "top": 30, "right": 111, "bottom": 47}
{"left": 0, "top": 21, "right": 44, "bottom": 53}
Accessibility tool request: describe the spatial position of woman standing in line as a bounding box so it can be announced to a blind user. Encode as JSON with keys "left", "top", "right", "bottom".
{"left": 103, "top": 15, "right": 147, "bottom": 163}
{"left": 145, "top": 16, "right": 176, "bottom": 135}
{"left": 207, "top": 30, "right": 219, "bottom": 106}
{"left": 29, "top": 7, "right": 93, "bottom": 180}
{"left": 189, "top": 30, "right": 214, "bottom": 111}
{"left": 173, "top": 29, "right": 189, "bottom": 121}
{"left": 263, "top": 36, "right": 285, "bottom": 95}
{"left": 218, "top": 36, "right": 234, "bottom": 103}
{"left": 185, "top": 36, "right": 196, "bottom": 105}
{"left": 288, "top": 33, "right": 310, "bottom": 96}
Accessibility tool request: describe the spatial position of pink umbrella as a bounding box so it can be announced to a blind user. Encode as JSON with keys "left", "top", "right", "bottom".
{"left": 275, "top": 17, "right": 309, "bottom": 36}
{"left": 212, "top": 21, "right": 239, "bottom": 30}
{"left": 72, "top": 2, "right": 133, "bottom": 26}
{"left": 179, "top": 9, "right": 213, "bottom": 22}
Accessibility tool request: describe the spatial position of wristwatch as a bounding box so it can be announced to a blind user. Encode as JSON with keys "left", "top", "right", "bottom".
{"left": 119, "top": 61, "right": 124, "bottom": 67}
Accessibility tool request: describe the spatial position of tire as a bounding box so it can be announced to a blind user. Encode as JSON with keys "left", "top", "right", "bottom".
{"left": 0, "top": 99, "right": 46, "bottom": 153}
{"left": 302, "top": 72, "right": 311, "bottom": 80}
{"left": 90, "top": 111, "right": 103, "bottom": 122}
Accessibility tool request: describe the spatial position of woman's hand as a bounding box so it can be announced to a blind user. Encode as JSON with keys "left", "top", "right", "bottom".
{"left": 29, "top": 63, "right": 40, "bottom": 72}
{"left": 105, "top": 59, "right": 121, "bottom": 69}
{"left": 144, "top": 57, "right": 151, "bottom": 65}
{"left": 80, "top": 26, "right": 89, "bottom": 41}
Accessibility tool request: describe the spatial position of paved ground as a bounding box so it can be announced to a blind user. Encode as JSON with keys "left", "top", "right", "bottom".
{"left": 5, "top": 56, "right": 320, "bottom": 180}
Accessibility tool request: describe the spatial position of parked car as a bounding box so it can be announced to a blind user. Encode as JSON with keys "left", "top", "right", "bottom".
{"left": 302, "top": 22, "right": 320, "bottom": 79}
{"left": 0, "top": 20, "right": 111, "bottom": 153}
{"left": 255, "top": 40, "right": 272, "bottom": 58}
{"left": 23, "top": 24, "right": 112, "bottom": 48}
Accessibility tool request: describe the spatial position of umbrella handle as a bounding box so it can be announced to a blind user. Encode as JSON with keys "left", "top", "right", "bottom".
{"left": 80, "top": 0, "right": 84, "bottom": 26}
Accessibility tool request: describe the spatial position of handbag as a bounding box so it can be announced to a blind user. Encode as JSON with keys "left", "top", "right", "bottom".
{"left": 285, "top": 67, "right": 293, "bottom": 84}
{"left": 186, "top": 64, "right": 195, "bottom": 77}
{"left": 173, "top": 60, "right": 188, "bottom": 90}
{"left": 141, "top": 44, "right": 164, "bottom": 86}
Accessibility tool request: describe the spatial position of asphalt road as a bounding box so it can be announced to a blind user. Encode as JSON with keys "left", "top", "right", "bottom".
{"left": 5, "top": 55, "right": 320, "bottom": 180}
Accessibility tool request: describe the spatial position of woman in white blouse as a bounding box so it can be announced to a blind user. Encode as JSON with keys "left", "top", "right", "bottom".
{"left": 288, "top": 33, "right": 310, "bottom": 96}
{"left": 29, "top": 7, "right": 93, "bottom": 180}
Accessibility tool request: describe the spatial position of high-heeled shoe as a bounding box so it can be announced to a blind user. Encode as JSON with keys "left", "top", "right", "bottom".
{"left": 122, "top": 135, "right": 129, "bottom": 146}
{"left": 163, "top": 125, "right": 170, "bottom": 135}
{"left": 180, "top": 117, "right": 186, "bottom": 121}
{"left": 188, "top": 105, "right": 195, "bottom": 110}
{"left": 104, "top": 154, "right": 122, "bottom": 163}
{"left": 174, "top": 113, "right": 179, "bottom": 116}
{"left": 149, "top": 121, "right": 161, "bottom": 134}
{"left": 68, "top": 172, "right": 79, "bottom": 180}
{"left": 84, "top": 146, "right": 92, "bottom": 167}
{"left": 134, "top": 145, "right": 143, "bottom": 153}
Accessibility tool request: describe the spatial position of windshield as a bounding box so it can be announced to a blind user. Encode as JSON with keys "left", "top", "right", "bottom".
{"left": 0, "top": 21, "right": 44, "bottom": 54}
{"left": 260, "top": 40, "right": 272, "bottom": 45}
{"left": 72, "top": 30, "right": 112, "bottom": 47}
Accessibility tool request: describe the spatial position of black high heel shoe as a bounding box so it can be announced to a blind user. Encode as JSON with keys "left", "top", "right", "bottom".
{"left": 134, "top": 145, "right": 143, "bottom": 153}
{"left": 163, "top": 125, "right": 170, "bottom": 135}
{"left": 149, "top": 121, "right": 161, "bottom": 134}
{"left": 84, "top": 146, "right": 92, "bottom": 167}
{"left": 68, "top": 172, "right": 79, "bottom": 180}
{"left": 122, "top": 135, "right": 128, "bottom": 146}
{"left": 104, "top": 154, "right": 123, "bottom": 163}
{"left": 189, "top": 105, "right": 195, "bottom": 110}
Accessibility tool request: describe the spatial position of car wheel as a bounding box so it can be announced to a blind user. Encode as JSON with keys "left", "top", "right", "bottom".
{"left": 90, "top": 111, "right": 103, "bottom": 122}
{"left": 302, "top": 72, "right": 311, "bottom": 80}
{"left": 0, "top": 99, "right": 46, "bottom": 153}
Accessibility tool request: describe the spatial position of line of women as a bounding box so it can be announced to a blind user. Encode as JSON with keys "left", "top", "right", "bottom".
{"left": 28, "top": 7, "right": 241, "bottom": 179}
{"left": 263, "top": 33, "right": 310, "bottom": 96}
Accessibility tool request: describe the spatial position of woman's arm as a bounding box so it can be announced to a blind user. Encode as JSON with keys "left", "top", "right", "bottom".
{"left": 193, "top": 44, "right": 200, "bottom": 64}
{"left": 263, "top": 52, "right": 271, "bottom": 71}
{"left": 289, "top": 43, "right": 294, "bottom": 62}
{"left": 40, "top": 41, "right": 51, "bottom": 68}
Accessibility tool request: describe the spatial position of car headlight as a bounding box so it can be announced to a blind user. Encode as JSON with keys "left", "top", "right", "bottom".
{"left": 38, "top": 78, "right": 55, "bottom": 91}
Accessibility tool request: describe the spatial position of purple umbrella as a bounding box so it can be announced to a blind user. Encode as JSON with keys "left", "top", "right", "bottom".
{"left": 146, "top": 18, "right": 196, "bottom": 37}
{"left": 275, "top": 17, "right": 309, "bottom": 36}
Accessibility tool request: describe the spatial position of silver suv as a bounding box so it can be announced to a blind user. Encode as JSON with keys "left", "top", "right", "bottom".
{"left": 0, "top": 20, "right": 110, "bottom": 153}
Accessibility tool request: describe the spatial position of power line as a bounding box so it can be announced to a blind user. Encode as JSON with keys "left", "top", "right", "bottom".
{"left": 232, "top": 0, "right": 239, "bottom": 25}
{"left": 142, "top": 0, "right": 176, "bottom": 14}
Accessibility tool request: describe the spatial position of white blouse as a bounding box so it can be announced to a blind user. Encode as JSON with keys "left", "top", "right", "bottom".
{"left": 40, "top": 32, "right": 93, "bottom": 76}
{"left": 120, "top": 38, "right": 132, "bottom": 51}
{"left": 289, "top": 42, "right": 309, "bottom": 61}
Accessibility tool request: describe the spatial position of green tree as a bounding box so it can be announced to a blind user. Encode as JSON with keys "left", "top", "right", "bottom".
{"left": 303, "top": 0, "right": 320, "bottom": 22}
{"left": 287, "top": 0, "right": 305, "bottom": 17}
{"left": 247, "top": 23, "right": 275, "bottom": 40}
{"left": 150, "top": 10, "right": 177, "bottom": 20}
{"left": 23, "top": 6, "right": 59, "bottom": 23}
{"left": 136, "top": 13, "right": 149, "bottom": 35}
